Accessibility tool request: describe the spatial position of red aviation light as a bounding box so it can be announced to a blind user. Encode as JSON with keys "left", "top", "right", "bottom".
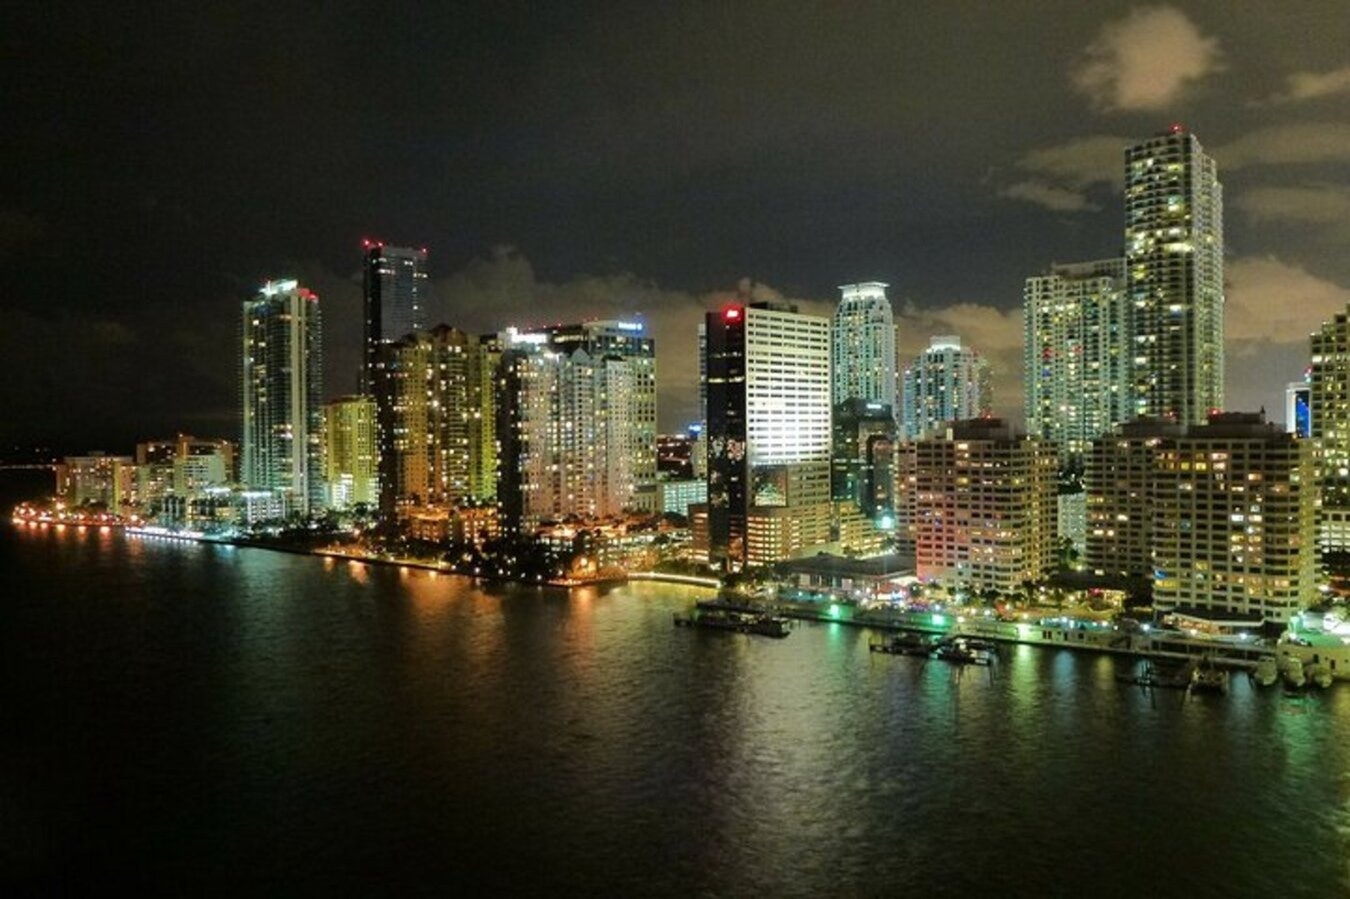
{"left": 724, "top": 307, "right": 742, "bottom": 321}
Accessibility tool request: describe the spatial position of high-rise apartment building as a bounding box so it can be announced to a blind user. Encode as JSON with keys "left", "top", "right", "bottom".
{"left": 362, "top": 241, "right": 428, "bottom": 389}
{"left": 1154, "top": 414, "right": 1314, "bottom": 623}
{"left": 1085, "top": 419, "right": 1184, "bottom": 579}
{"left": 901, "top": 336, "right": 990, "bottom": 441}
{"left": 241, "top": 279, "right": 324, "bottom": 516}
{"left": 1024, "top": 258, "right": 1128, "bottom": 459}
{"left": 323, "top": 396, "right": 378, "bottom": 509}
{"left": 1087, "top": 413, "right": 1315, "bottom": 624}
{"left": 899, "top": 419, "right": 1056, "bottom": 593}
{"left": 545, "top": 320, "right": 657, "bottom": 514}
{"left": 1124, "top": 126, "right": 1224, "bottom": 424}
{"left": 1309, "top": 305, "right": 1350, "bottom": 557}
{"left": 467, "top": 333, "right": 502, "bottom": 503}
{"left": 496, "top": 324, "right": 652, "bottom": 530}
{"left": 374, "top": 325, "right": 479, "bottom": 518}
{"left": 833, "top": 282, "right": 897, "bottom": 414}
{"left": 701, "top": 302, "right": 831, "bottom": 568}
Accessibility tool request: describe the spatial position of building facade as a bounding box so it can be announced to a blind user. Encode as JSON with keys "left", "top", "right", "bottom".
{"left": 1124, "top": 126, "right": 1224, "bottom": 424}
{"left": 1087, "top": 413, "right": 1315, "bottom": 624}
{"left": 240, "top": 279, "right": 324, "bottom": 516}
{"left": 702, "top": 302, "right": 832, "bottom": 568}
{"left": 1309, "top": 306, "right": 1350, "bottom": 557}
{"left": 899, "top": 419, "right": 1056, "bottom": 593}
{"left": 55, "top": 453, "right": 136, "bottom": 510}
{"left": 1024, "top": 258, "right": 1128, "bottom": 460}
{"left": 1150, "top": 414, "right": 1315, "bottom": 623}
{"left": 831, "top": 398, "right": 897, "bottom": 520}
{"left": 362, "top": 242, "right": 428, "bottom": 389}
{"left": 901, "top": 336, "right": 991, "bottom": 441}
{"left": 545, "top": 320, "right": 657, "bottom": 514}
{"left": 374, "top": 326, "right": 481, "bottom": 518}
{"left": 323, "top": 396, "right": 378, "bottom": 509}
{"left": 832, "top": 282, "right": 897, "bottom": 415}
{"left": 1085, "top": 419, "right": 1184, "bottom": 579}
{"left": 496, "top": 326, "right": 651, "bottom": 530}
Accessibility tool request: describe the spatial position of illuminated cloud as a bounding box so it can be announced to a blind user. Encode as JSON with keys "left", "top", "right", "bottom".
{"left": 1215, "top": 122, "right": 1350, "bottom": 169}
{"left": 1233, "top": 184, "right": 1350, "bottom": 228}
{"left": 1265, "top": 65, "right": 1350, "bottom": 104}
{"left": 1014, "top": 135, "right": 1129, "bottom": 189}
{"left": 1072, "top": 6, "right": 1222, "bottom": 112}
{"left": 999, "top": 135, "right": 1127, "bottom": 211}
{"left": 430, "top": 248, "right": 826, "bottom": 430}
{"left": 999, "top": 180, "right": 1100, "bottom": 212}
{"left": 1226, "top": 255, "right": 1350, "bottom": 344}
{"left": 1224, "top": 255, "right": 1350, "bottom": 419}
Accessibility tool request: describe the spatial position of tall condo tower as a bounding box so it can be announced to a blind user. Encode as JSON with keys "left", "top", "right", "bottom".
{"left": 901, "top": 336, "right": 990, "bottom": 441}
{"left": 833, "top": 282, "right": 897, "bottom": 414}
{"left": 1309, "top": 305, "right": 1350, "bottom": 557}
{"left": 702, "top": 302, "right": 832, "bottom": 568}
{"left": 1124, "top": 126, "right": 1224, "bottom": 424}
{"left": 373, "top": 325, "right": 478, "bottom": 519}
{"left": 1023, "top": 258, "right": 1128, "bottom": 460}
{"left": 494, "top": 323, "right": 652, "bottom": 530}
{"left": 241, "top": 279, "right": 324, "bottom": 516}
{"left": 545, "top": 320, "right": 658, "bottom": 514}
{"left": 362, "top": 241, "right": 428, "bottom": 389}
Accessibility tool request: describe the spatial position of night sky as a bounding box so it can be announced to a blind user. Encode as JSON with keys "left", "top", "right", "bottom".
{"left": 4, "top": 2, "right": 1349, "bottom": 450}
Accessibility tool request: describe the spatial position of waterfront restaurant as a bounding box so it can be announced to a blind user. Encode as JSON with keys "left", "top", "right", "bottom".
{"left": 777, "top": 552, "right": 917, "bottom": 602}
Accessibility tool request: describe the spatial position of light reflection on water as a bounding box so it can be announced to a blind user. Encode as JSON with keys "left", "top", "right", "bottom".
{"left": 1, "top": 522, "right": 1348, "bottom": 897}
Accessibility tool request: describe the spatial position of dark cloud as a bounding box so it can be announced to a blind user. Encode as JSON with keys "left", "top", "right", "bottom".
{"left": 2, "top": 1, "right": 1349, "bottom": 446}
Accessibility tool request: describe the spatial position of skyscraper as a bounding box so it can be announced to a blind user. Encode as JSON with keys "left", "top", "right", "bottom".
{"left": 373, "top": 325, "right": 475, "bottom": 518}
{"left": 702, "top": 302, "right": 832, "bottom": 568}
{"left": 1024, "top": 259, "right": 1128, "bottom": 460}
{"left": 545, "top": 320, "right": 658, "bottom": 514}
{"left": 495, "top": 325, "right": 650, "bottom": 530}
{"left": 833, "top": 282, "right": 897, "bottom": 413}
{"left": 241, "top": 279, "right": 324, "bottom": 516}
{"left": 1124, "top": 126, "right": 1224, "bottom": 424}
{"left": 1309, "top": 305, "right": 1350, "bottom": 558}
{"left": 831, "top": 398, "right": 896, "bottom": 520}
{"left": 362, "top": 241, "right": 428, "bottom": 389}
{"left": 901, "top": 336, "right": 990, "bottom": 441}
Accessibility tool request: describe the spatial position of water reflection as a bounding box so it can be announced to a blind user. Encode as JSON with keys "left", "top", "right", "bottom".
{"left": 4, "top": 521, "right": 1350, "bottom": 895}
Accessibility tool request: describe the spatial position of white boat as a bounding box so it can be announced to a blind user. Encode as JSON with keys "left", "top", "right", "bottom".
{"left": 1252, "top": 656, "right": 1278, "bottom": 688}
{"left": 1275, "top": 633, "right": 1350, "bottom": 682}
{"left": 1308, "top": 664, "right": 1334, "bottom": 689}
{"left": 1282, "top": 656, "right": 1306, "bottom": 689}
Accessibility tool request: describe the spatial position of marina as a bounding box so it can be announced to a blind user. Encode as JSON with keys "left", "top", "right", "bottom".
{"left": 700, "top": 594, "right": 1350, "bottom": 684}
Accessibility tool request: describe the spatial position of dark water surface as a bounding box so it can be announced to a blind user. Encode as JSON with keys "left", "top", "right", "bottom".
{"left": 2, "top": 476, "right": 1348, "bottom": 897}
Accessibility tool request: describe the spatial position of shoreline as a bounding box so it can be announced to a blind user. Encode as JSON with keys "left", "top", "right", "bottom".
{"left": 12, "top": 514, "right": 1347, "bottom": 683}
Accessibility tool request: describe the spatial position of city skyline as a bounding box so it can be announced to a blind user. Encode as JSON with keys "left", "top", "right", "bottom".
{"left": 8, "top": 7, "right": 1350, "bottom": 893}
{"left": 4, "top": 4, "right": 1349, "bottom": 448}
